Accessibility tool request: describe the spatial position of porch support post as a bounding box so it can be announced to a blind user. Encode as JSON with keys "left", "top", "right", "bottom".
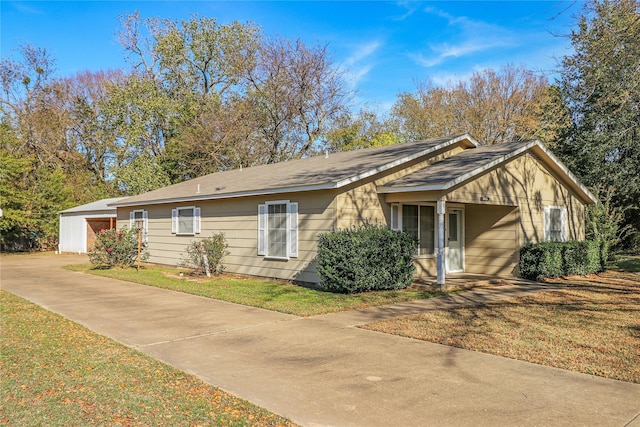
{"left": 436, "top": 199, "right": 446, "bottom": 288}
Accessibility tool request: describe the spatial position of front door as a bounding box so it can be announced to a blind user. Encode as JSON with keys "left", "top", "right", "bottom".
{"left": 446, "top": 209, "right": 463, "bottom": 272}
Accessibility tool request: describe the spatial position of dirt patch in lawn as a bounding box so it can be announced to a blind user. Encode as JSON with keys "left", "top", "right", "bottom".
{"left": 362, "top": 271, "right": 640, "bottom": 383}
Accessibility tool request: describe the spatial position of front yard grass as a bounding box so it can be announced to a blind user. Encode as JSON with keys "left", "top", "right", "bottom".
{"left": 0, "top": 290, "right": 295, "bottom": 427}
{"left": 362, "top": 268, "right": 640, "bottom": 383}
{"left": 65, "top": 264, "right": 441, "bottom": 316}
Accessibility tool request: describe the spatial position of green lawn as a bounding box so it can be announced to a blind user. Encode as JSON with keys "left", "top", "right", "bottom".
{"left": 0, "top": 290, "right": 295, "bottom": 427}
{"left": 613, "top": 255, "right": 640, "bottom": 272}
{"left": 65, "top": 264, "right": 440, "bottom": 317}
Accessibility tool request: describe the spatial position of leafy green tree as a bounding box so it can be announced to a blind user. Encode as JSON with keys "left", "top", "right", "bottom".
{"left": 554, "top": 0, "right": 640, "bottom": 250}
{"left": 55, "top": 70, "right": 124, "bottom": 183}
{"left": 326, "top": 109, "right": 402, "bottom": 152}
{"left": 0, "top": 147, "right": 34, "bottom": 249}
{"left": 115, "top": 12, "right": 262, "bottom": 170}
{"left": 115, "top": 152, "right": 171, "bottom": 195}
{"left": 0, "top": 44, "right": 64, "bottom": 168}
{"left": 117, "top": 13, "right": 352, "bottom": 175}
{"left": 585, "top": 185, "right": 633, "bottom": 263}
{"left": 0, "top": 144, "right": 75, "bottom": 250}
{"left": 153, "top": 15, "right": 261, "bottom": 97}
{"left": 31, "top": 166, "right": 75, "bottom": 248}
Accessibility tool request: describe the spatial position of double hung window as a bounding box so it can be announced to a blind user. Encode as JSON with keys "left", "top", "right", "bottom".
{"left": 544, "top": 206, "right": 566, "bottom": 242}
{"left": 171, "top": 206, "right": 201, "bottom": 235}
{"left": 258, "top": 201, "right": 298, "bottom": 259}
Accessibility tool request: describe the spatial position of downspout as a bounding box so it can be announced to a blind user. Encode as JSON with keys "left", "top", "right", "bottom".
{"left": 437, "top": 199, "right": 446, "bottom": 289}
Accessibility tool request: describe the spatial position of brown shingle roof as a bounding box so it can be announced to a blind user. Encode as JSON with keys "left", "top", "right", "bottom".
{"left": 113, "top": 134, "right": 475, "bottom": 207}
{"left": 381, "top": 140, "right": 534, "bottom": 190}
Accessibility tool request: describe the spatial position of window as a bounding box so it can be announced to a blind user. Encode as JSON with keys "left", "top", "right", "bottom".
{"left": 391, "top": 204, "right": 435, "bottom": 256}
{"left": 258, "top": 201, "right": 298, "bottom": 259}
{"left": 129, "top": 210, "right": 148, "bottom": 242}
{"left": 171, "top": 206, "right": 201, "bottom": 235}
{"left": 544, "top": 206, "right": 566, "bottom": 242}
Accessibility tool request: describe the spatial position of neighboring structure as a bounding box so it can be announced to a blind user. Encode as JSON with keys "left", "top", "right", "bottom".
{"left": 59, "top": 197, "right": 127, "bottom": 253}
{"left": 111, "top": 134, "right": 597, "bottom": 286}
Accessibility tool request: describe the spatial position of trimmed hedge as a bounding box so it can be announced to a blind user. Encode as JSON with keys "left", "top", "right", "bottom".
{"left": 317, "top": 223, "right": 417, "bottom": 293}
{"left": 519, "top": 240, "right": 604, "bottom": 281}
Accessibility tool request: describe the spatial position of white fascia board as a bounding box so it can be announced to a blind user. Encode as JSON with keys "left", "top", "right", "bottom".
{"left": 335, "top": 134, "right": 476, "bottom": 189}
{"left": 377, "top": 184, "right": 445, "bottom": 193}
{"left": 111, "top": 182, "right": 338, "bottom": 208}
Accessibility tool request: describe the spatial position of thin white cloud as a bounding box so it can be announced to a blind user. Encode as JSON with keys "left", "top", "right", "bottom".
{"left": 346, "top": 41, "right": 381, "bottom": 66}
{"left": 349, "top": 64, "right": 374, "bottom": 82}
{"left": 392, "top": 1, "right": 418, "bottom": 21}
{"left": 428, "top": 70, "right": 475, "bottom": 87}
{"left": 410, "top": 6, "right": 515, "bottom": 68}
{"left": 344, "top": 41, "right": 382, "bottom": 86}
{"left": 13, "top": 2, "right": 44, "bottom": 15}
{"left": 410, "top": 39, "right": 501, "bottom": 67}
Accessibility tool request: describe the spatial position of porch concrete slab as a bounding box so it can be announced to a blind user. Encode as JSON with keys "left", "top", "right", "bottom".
{"left": 2, "top": 254, "right": 639, "bottom": 427}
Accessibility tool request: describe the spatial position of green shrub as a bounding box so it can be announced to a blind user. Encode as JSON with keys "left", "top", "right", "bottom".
{"left": 519, "top": 240, "right": 604, "bottom": 281}
{"left": 88, "top": 226, "right": 149, "bottom": 269}
{"left": 599, "top": 240, "right": 611, "bottom": 271}
{"left": 317, "top": 223, "right": 417, "bottom": 293}
{"left": 181, "top": 233, "right": 229, "bottom": 276}
{"left": 519, "top": 242, "right": 563, "bottom": 280}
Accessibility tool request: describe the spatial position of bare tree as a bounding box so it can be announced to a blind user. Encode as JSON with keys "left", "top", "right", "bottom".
{"left": 392, "top": 64, "right": 551, "bottom": 145}
{"left": 0, "top": 44, "right": 59, "bottom": 163}
{"left": 244, "top": 38, "right": 352, "bottom": 162}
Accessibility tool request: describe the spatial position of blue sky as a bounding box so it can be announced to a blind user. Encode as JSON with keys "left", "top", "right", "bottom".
{"left": 1, "top": 1, "right": 581, "bottom": 111}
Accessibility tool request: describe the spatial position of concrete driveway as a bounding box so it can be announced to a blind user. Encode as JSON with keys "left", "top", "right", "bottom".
{"left": 2, "top": 254, "right": 639, "bottom": 427}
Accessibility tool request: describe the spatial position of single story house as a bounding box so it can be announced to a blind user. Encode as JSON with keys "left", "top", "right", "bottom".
{"left": 59, "top": 197, "right": 127, "bottom": 253}
{"left": 111, "top": 134, "right": 597, "bottom": 286}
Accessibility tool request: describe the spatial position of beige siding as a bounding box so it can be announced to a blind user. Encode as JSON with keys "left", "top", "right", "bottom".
{"left": 115, "top": 142, "right": 467, "bottom": 284}
{"left": 336, "top": 145, "right": 465, "bottom": 229}
{"left": 446, "top": 153, "right": 586, "bottom": 245}
{"left": 414, "top": 257, "right": 437, "bottom": 277}
{"left": 118, "top": 190, "right": 336, "bottom": 283}
{"left": 464, "top": 204, "right": 519, "bottom": 276}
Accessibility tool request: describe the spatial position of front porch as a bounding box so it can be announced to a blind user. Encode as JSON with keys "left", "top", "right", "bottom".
{"left": 411, "top": 273, "right": 535, "bottom": 292}
{"left": 388, "top": 199, "right": 521, "bottom": 289}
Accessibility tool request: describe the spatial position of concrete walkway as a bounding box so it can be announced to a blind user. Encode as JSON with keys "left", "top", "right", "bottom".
{"left": 2, "top": 254, "right": 639, "bottom": 427}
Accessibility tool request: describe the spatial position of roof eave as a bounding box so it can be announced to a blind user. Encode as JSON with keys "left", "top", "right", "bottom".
{"left": 110, "top": 182, "right": 339, "bottom": 208}
{"left": 377, "top": 184, "right": 445, "bottom": 193}
{"left": 439, "top": 140, "right": 536, "bottom": 191}
{"left": 112, "top": 134, "right": 480, "bottom": 208}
